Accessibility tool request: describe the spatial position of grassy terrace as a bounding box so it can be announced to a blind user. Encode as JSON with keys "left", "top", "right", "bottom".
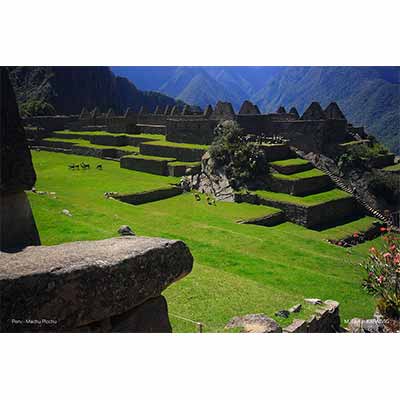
{"left": 168, "top": 161, "right": 201, "bottom": 167}
{"left": 269, "top": 158, "right": 310, "bottom": 167}
{"left": 271, "top": 168, "right": 326, "bottom": 181}
{"left": 43, "top": 137, "right": 139, "bottom": 152}
{"left": 54, "top": 130, "right": 165, "bottom": 141}
{"left": 122, "top": 154, "right": 176, "bottom": 161}
{"left": 253, "top": 188, "right": 352, "bottom": 206}
{"left": 339, "top": 140, "right": 370, "bottom": 147}
{"left": 29, "top": 150, "right": 379, "bottom": 332}
{"left": 320, "top": 216, "right": 378, "bottom": 241}
{"left": 141, "top": 140, "right": 209, "bottom": 150}
{"left": 382, "top": 163, "right": 400, "bottom": 172}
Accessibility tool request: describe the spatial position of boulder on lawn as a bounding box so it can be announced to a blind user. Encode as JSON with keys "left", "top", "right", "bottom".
{"left": 118, "top": 225, "right": 135, "bottom": 236}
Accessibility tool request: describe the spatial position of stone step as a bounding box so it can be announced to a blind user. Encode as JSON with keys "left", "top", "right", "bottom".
{"left": 268, "top": 169, "right": 333, "bottom": 196}
{"left": 120, "top": 154, "right": 176, "bottom": 176}
{"left": 139, "top": 141, "right": 207, "bottom": 162}
{"left": 235, "top": 189, "right": 360, "bottom": 229}
{"left": 269, "top": 158, "right": 313, "bottom": 175}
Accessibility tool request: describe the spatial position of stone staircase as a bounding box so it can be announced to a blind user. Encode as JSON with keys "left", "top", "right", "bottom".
{"left": 314, "top": 161, "right": 392, "bottom": 225}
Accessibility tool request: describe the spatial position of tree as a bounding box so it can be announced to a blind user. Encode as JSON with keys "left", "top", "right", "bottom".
{"left": 209, "top": 120, "right": 268, "bottom": 190}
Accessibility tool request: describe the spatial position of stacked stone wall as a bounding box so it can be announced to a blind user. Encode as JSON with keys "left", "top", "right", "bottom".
{"left": 367, "top": 153, "right": 395, "bottom": 169}
{"left": 136, "top": 124, "right": 167, "bottom": 135}
{"left": 139, "top": 143, "right": 206, "bottom": 162}
{"left": 120, "top": 156, "right": 173, "bottom": 175}
{"left": 268, "top": 175, "right": 333, "bottom": 196}
{"left": 235, "top": 192, "right": 360, "bottom": 228}
{"left": 115, "top": 186, "right": 182, "bottom": 205}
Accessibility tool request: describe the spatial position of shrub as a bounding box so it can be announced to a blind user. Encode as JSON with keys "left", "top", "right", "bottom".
{"left": 338, "top": 142, "right": 389, "bottom": 171}
{"left": 362, "top": 229, "right": 400, "bottom": 319}
{"left": 368, "top": 172, "right": 400, "bottom": 205}
{"left": 19, "top": 100, "right": 56, "bottom": 117}
{"left": 209, "top": 120, "right": 268, "bottom": 190}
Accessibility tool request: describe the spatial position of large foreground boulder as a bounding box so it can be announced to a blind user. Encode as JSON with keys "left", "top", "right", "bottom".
{"left": 0, "top": 67, "right": 40, "bottom": 251}
{"left": 0, "top": 236, "right": 193, "bottom": 332}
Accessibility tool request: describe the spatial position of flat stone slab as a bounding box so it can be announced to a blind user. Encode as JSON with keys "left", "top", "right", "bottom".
{"left": 225, "top": 314, "right": 282, "bottom": 333}
{"left": 0, "top": 236, "right": 193, "bottom": 332}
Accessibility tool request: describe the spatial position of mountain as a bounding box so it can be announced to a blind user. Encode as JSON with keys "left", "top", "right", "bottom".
{"left": 252, "top": 67, "right": 400, "bottom": 154}
{"left": 110, "top": 66, "right": 283, "bottom": 110}
{"left": 8, "top": 66, "right": 181, "bottom": 116}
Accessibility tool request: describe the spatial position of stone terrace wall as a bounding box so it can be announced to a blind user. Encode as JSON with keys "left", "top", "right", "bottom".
{"left": 38, "top": 140, "right": 135, "bottom": 159}
{"left": 268, "top": 174, "right": 333, "bottom": 196}
{"left": 166, "top": 119, "right": 217, "bottom": 145}
{"left": 367, "top": 153, "right": 396, "bottom": 169}
{"left": 136, "top": 124, "right": 167, "bottom": 135}
{"left": 114, "top": 186, "right": 183, "bottom": 205}
{"left": 23, "top": 115, "right": 79, "bottom": 132}
{"left": 261, "top": 144, "right": 293, "bottom": 162}
{"left": 236, "top": 192, "right": 360, "bottom": 228}
{"left": 139, "top": 143, "right": 206, "bottom": 162}
{"left": 284, "top": 300, "right": 341, "bottom": 333}
{"left": 120, "top": 156, "right": 173, "bottom": 175}
{"left": 0, "top": 237, "right": 193, "bottom": 332}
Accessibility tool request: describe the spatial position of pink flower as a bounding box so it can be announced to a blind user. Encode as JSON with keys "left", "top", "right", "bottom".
{"left": 390, "top": 244, "right": 396, "bottom": 252}
{"left": 384, "top": 252, "right": 392, "bottom": 260}
{"left": 369, "top": 247, "right": 377, "bottom": 254}
{"left": 394, "top": 254, "right": 400, "bottom": 265}
{"left": 377, "top": 275, "right": 384, "bottom": 284}
{"left": 380, "top": 227, "right": 387, "bottom": 233}
{"left": 353, "top": 232, "right": 359, "bottom": 238}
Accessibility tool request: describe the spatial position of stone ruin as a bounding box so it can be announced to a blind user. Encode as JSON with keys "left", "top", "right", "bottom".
{"left": 225, "top": 299, "right": 342, "bottom": 333}
{"left": 276, "top": 105, "right": 287, "bottom": 114}
{"left": 325, "top": 102, "right": 346, "bottom": 120}
{"left": 0, "top": 67, "right": 40, "bottom": 251}
{"left": 23, "top": 94, "right": 365, "bottom": 157}
{"left": 289, "top": 106, "right": 300, "bottom": 118}
{"left": 238, "top": 100, "right": 260, "bottom": 115}
{"left": 212, "top": 101, "right": 236, "bottom": 119}
{"left": 0, "top": 68, "right": 193, "bottom": 332}
{"left": 300, "top": 101, "right": 326, "bottom": 120}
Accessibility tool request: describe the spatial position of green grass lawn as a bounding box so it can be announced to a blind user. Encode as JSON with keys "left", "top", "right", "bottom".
{"left": 269, "top": 158, "right": 310, "bottom": 167}
{"left": 382, "top": 163, "right": 400, "bottom": 172}
{"left": 28, "top": 150, "right": 379, "bottom": 332}
{"left": 168, "top": 161, "right": 201, "bottom": 167}
{"left": 141, "top": 140, "right": 209, "bottom": 150}
{"left": 319, "top": 216, "right": 378, "bottom": 241}
{"left": 122, "top": 154, "right": 176, "bottom": 161}
{"left": 253, "top": 188, "right": 351, "bottom": 206}
{"left": 339, "top": 140, "right": 370, "bottom": 147}
{"left": 271, "top": 168, "right": 326, "bottom": 181}
{"left": 43, "top": 137, "right": 139, "bottom": 153}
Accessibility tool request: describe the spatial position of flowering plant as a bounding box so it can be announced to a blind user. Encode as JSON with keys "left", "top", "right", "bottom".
{"left": 362, "top": 228, "right": 400, "bottom": 319}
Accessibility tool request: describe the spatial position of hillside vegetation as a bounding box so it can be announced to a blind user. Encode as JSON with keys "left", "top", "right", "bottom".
{"left": 8, "top": 66, "right": 181, "bottom": 116}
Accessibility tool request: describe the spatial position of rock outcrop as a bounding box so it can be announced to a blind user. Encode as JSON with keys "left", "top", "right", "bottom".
{"left": 0, "top": 236, "right": 193, "bottom": 332}
{"left": 182, "top": 152, "right": 235, "bottom": 201}
{"left": 0, "top": 67, "right": 40, "bottom": 251}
